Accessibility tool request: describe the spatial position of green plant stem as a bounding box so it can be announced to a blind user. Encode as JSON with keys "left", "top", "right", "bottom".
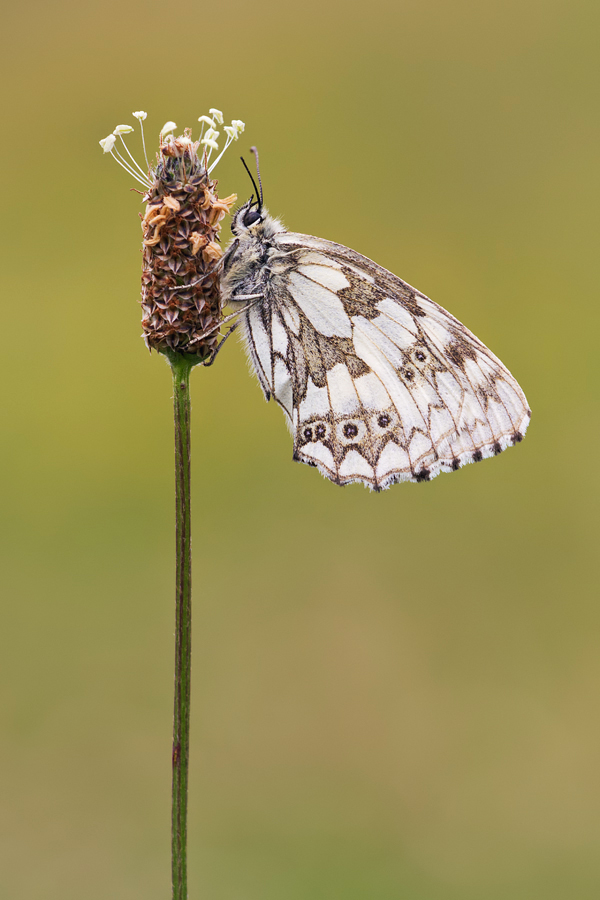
{"left": 170, "top": 355, "right": 194, "bottom": 900}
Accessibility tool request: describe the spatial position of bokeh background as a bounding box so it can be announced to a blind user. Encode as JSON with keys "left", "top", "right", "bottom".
{"left": 1, "top": 0, "right": 599, "bottom": 897}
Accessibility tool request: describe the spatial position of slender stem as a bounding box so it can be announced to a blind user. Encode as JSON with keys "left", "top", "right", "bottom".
{"left": 170, "top": 355, "right": 193, "bottom": 900}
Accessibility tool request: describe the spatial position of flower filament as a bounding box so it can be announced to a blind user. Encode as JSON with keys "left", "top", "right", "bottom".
{"left": 100, "top": 109, "right": 246, "bottom": 185}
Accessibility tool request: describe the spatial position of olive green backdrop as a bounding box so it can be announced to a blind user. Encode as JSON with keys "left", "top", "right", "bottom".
{"left": 1, "top": 0, "right": 598, "bottom": 897}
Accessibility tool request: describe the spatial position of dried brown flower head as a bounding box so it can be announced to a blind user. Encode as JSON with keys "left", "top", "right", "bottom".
{"left": 100, "top": 112, "right": 244, "bottom": 361}
{"left": 140, "top": 135, "right": 236, "bottom": 359}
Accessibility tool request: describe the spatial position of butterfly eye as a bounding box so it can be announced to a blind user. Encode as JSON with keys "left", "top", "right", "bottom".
{"left": 243, "top": 208, "right": 262, "bottom": 227}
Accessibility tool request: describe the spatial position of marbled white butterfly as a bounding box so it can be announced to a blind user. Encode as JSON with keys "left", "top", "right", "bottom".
{"left": 218, "top": 152, "right": 531, "bottom": 491}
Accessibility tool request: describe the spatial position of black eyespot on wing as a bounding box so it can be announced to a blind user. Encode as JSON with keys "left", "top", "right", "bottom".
{"left": 378, "top": 414, "right": 391, "bottom": 428}
{"left": 343, "top": 423, "right": 359, "bottom": 439}
{"left": 303, "top": 426, "right": 313, "bottom": 441}
{"left": 315, "top": 423, "right": 327, "bottom": 440}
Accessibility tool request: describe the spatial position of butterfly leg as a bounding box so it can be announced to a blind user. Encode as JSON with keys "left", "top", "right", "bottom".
{"left": 165, "top": 259, "right": 223, "bottom": 292}
{"left": 166, "top": 242, "right": 241, "bottom": 293}
{"left": 187, "top": 295, "right": 263, "bottom": 348}
{"left": 201, "top": 323, "right": 240, "bottom": 368}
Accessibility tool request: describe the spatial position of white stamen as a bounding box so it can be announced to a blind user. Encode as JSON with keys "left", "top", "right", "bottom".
{"left": 109, "top": 147, "right": 150, "bottom": 186}
{"left": 112, "top": 145, "right": 148, "bottom": 181}
{"left": 100, "top": 134, "right": 116, "bottom": 153}
{"left": 117, "top": 133, "right": 149, "bottom": 181}
{"left": 209, "top": 131, "right": 236, "bottom": 173}
{"left": 208, "top": 145, "right": 229, "bottom": 173}
{"left": 101, "top": 108, "right": 243, "bottom": 185}
{"left": 208, "top": 118, "right": 244, "bottom": 173}
{"left": 135, "top": 111, "right": 149, "bottom": 168}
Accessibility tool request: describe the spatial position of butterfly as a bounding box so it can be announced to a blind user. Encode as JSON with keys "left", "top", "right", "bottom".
{"left": 217, "top": 155, "right": 531, "bottom": 491}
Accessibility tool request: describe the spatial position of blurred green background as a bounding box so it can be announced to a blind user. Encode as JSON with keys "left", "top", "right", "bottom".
{"left": 1, "top": 0, "right": 599, "bottom": 897}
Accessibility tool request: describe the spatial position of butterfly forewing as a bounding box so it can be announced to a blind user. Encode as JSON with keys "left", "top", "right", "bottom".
{"left": 230, "top": 219, "right": 530, "bottom": 491}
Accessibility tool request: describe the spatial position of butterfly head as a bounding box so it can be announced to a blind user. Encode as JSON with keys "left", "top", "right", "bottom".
{"left": 230, "top": 198, "right": 264, "bottom": 236}
{"left": 230, "top": 199, "right": 284, "bottom": 243}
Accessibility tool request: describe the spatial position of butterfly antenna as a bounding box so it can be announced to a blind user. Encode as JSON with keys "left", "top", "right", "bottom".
{"left": 250, "top": 146, "right": 263, "bottom": 209}
{"left": 240, "top": 156, "right": 261, "bottom": 208}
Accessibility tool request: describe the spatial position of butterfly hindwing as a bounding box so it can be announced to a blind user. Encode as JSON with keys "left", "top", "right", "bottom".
{"left": 229, "top": 214, "right": 530, "bottom": 491}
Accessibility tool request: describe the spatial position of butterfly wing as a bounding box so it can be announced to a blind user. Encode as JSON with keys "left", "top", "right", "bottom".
{"left": 239, "top": 231, "right": 531, "bottom": 490}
